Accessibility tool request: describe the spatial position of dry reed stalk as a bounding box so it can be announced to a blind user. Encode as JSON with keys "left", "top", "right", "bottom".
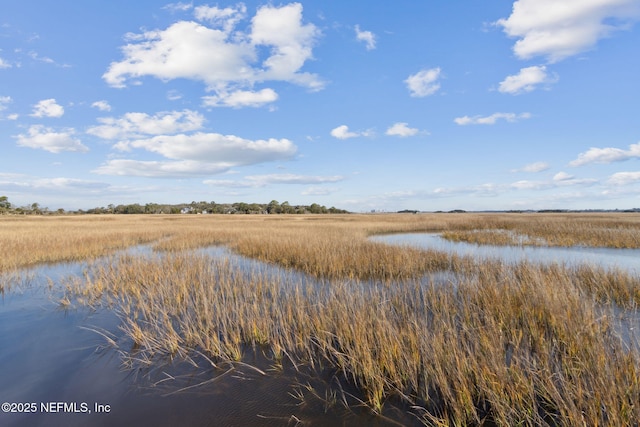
{"left": 4, "top": 212, "right": 640, "bottom": 424}
{"left": 62, "top": 247, "right": 640, "bottom": 426}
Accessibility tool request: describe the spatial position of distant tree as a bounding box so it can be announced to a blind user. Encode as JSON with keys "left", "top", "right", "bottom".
{"left": 234, "top": 202, "right": 250, "bottom": 214}
{"left": 281, "top": 201, "right": 295, "bottom": 214}
{"left": 30, "top": 203, "right": 43, "bottom": 215}
{"left": 0, "top": 196, "right": 10, "bottom": 213}
{"left": 267, "top": 200, "right": 281, "bottom": 214}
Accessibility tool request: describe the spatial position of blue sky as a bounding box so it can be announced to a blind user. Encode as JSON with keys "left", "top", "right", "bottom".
{"left": 1, "top": 1, "right": 640, "bottom": 212}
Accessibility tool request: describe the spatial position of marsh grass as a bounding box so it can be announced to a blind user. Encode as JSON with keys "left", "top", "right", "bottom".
{"left": 439, "top": 213, "right": 640, "bottom": 248}
{"left": 5, "top": 212, "right": 640, "bottom": 424}
{"left": 64, "top": 250, "right": 640, "bottom": 425}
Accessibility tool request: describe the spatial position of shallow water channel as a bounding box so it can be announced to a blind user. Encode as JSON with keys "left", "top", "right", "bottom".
{"left": 0, "top": 246, "right": 413, "bottom": 427}
{"left": 371, "top": 232, "right": 640, "bottom": 350}
{"left": 3, "top": 236, "right": 640, "bottom": 426}
{"left": 370, "top": 232, "right": 640, "bottom": 274}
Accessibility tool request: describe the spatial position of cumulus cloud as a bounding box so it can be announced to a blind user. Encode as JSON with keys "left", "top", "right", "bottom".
{"left": 608, "top": 171, "right": 640, "bottom": 185}
{"left": 495, "top": 0, "right": 640, "bottom": 62}
{"left": 405, "top": 68, "right": 442, "bottom": 97}
{"left": 569, "top": 142, "right": 640, "bottom": 166}
{"left": 87, "top": 110, "right": 205, "bottom": 140}
{"left": 30, "top": 98, "right": 64, "bottom": 118}
{"left": 15, "top": 125, "right": 88, "bottom": 153}
{"left": 454, "top": 112, "right": 531, "bottom": 125}
{"left": 330, "top": 125, "right": 372, "bottom": 140}
{"left": 0, "top": 57, "right": 11, "bottom": 69}
{"left": 115, "top": 133, "right": 296, "bottom": 163}
{"left": 202, "top": 88, "right": 278, "bottom": 108}
{"left": 355, "top": 25, "right": 376, "bottom": 50}
{"left": 386, "top": 122, "right": 418, "bottom": 137}
{"left": 103, "top": 3, "right": 322, "bottom": 105}
{"left": 513, "top": 161, "right": 550, "bottom": 173}
{"left": 498, "top": 65, "right": 556, "bottom": 94}
{"left": 194, "top": 4, "right": 246, "bottom": 32}
{"left": 94, "top": 132, "right": 297, "bottom": 178}
{"left": 91, "top": 100, "right": 111, "bottom": 112}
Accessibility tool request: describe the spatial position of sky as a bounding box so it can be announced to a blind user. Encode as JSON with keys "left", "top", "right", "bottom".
{"left": 1, "top": 0, "right": 640, "bottom": 212}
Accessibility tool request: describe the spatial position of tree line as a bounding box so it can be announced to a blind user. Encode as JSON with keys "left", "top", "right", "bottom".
{"left": 0, "top": 196, "right": 349, "bottom": 215}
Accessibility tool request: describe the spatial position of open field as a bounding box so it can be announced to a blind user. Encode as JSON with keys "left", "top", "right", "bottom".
{"left": 3, "top": 213, "right": 640, "bottom": 425}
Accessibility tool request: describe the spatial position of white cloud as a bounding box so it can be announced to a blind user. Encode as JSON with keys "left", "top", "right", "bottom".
{"left": 93, "top": 159, "right": 232, "bottom": 177}
{"left": 405, "top": 68, "right": 442, "bottom": 97}
{"left": 167, "top": 90, "right": 183, "bottom": 101}
{"left": 15, "top": 125, "right": 88, "bottom": 153}
{"left": 498, "top": 65, "right": 556, "bottom": 94}
{"left": 163, "top": 2, "right": 193, "bottom": 13}
{"left": 247, "top": 173, "right": 343, "bottom": 185}
{"left": 202, "top": 88, "right": 278, "bottom": 108}
{"left": 608, "top": 171, "right": 640, "bottom": 185}
{"left": 0, "top": 96, "right": 12, "bottom": 111}
{"left": 510, "top": 180, "right": 553, "bottom": 191}
{"left": 194, "top": 4, "right": 246, "bottom": 32}
{"left": 250, "top": 3, "right": 321, "bottom": 87}
{"left": 87, "top": 110, "right": 205, "bottom": 140}
{"left": 0, "top": 57, "right": 12, "bottom": 68}
{"left": 330, "top": 125, "right": 371, "bottom": 140}
{"left": 91, "top": 100, "right": 111, "bottom": 112}
{"left": 0, "top": 175, "right": 109, "bottom": 194}
{"left": 386, "top": 122, "right": 418, "bottom": 137}
{"left": 512, "top": 173, "right": 596, "bottom": 190}
{"left": 553, "top": 171, "right": 574, "bottom": 181}
{"left": 104, "top": 3, "right": 323, "bottom": 104}
{"left": 454, "top": 112, "right": 531, "bottom": 125}
{"left": 513, "top": 161, "right": 550, "bottom": 173}
{"left": 302, "top": 186, "right": 337, "bottom": 196}
{"left": 7, "top": 114, "right": 18, "bottom": 120}
{"left": 495, "top": 0, "right": 640, "bottom": 62}
{"left": 204, "top": 173, "right": 343, "bottom": 187}
{"left": 30, "top": 98, "right": 64, "bottom": 118}
{"left": 569, "top": 142, "right": 640, "bottom": 166}
{"left": 28, "top": 51, "right": 54, "bottom": 65}
{"left": 115, "top": 133, "right": 296, "bottom": 164}
{"left": 355, "top": 25, "right": 376, "bottom": 50}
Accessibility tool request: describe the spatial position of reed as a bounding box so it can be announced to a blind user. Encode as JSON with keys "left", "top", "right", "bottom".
{"left": 64, "top": 247, "right": 640, "bottom": 425}
{"left": 4, "top": 212, "right": 640, "bottom": 424}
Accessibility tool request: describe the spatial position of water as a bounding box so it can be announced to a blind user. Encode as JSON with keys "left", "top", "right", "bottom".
{"left": 0, "top": 247, "right": 417, "bottom": 427}
{"left": 370, "top": 232, "right": 640, "bottom": 350}
{"left": 370, "top": 232, "right": 640, "bottom": 274}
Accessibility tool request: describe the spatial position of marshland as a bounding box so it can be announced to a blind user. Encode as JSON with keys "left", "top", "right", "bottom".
{"left": 2, "top": 212, "right": 640, "bottom": 426}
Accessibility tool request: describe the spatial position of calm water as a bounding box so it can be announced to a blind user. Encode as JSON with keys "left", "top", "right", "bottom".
{"left": 370, "top": 232, "right": 640, "bottom": 274}
{"left": 0, "top": 247, "right": 417, "bottom": 427}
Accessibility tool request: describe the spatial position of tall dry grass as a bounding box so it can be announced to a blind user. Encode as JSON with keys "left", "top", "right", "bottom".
{"left": 440, "top": 213, "right": 640, "bottom": 248}
{"left": 64, "top": 250, "right": 640, "bottom": 426}
{"left": 5, "top": 212, "right": 640, "bottom": 424}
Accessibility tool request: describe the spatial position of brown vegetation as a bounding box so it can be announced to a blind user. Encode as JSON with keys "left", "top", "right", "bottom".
{"left": 3, "top": 213, "right": 640, "bottom": 424}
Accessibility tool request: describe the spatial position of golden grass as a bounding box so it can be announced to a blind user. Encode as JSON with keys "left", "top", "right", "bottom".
{"left": 64, "top": 251, "right": 640, "bottom": 426}
{"left": 439, "top": 213, "right": 640, "bottom": 248}
{"left": 4, "top": 212, "right": 640, "bottom": 424}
